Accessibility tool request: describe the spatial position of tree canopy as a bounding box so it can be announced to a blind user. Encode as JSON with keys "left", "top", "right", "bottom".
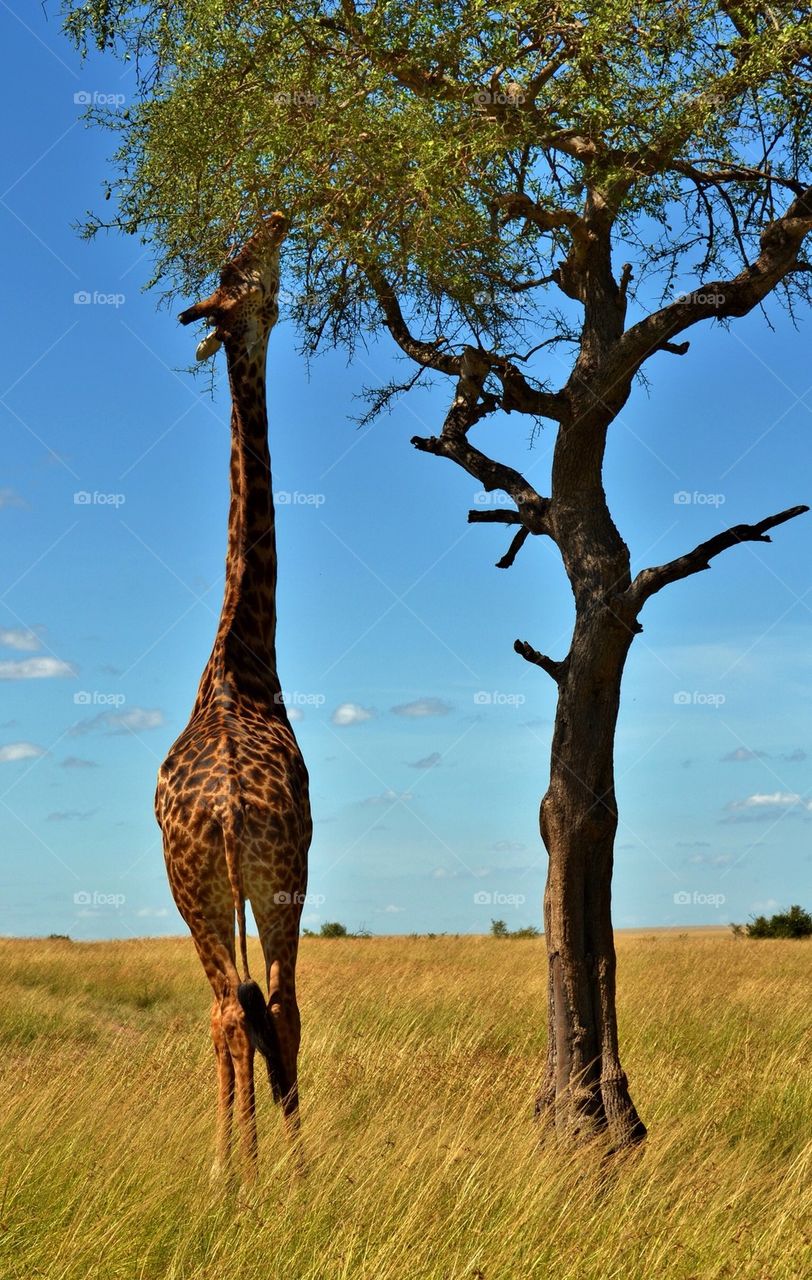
{"left": 63, "top": 2, "right": 812, "bottom": 405}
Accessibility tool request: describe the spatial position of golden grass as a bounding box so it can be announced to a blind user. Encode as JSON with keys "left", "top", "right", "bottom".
{"left": 0, "top": 931, "right": 810, "bottom": 1279}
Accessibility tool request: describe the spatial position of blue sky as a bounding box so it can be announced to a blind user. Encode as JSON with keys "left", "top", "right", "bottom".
{"left": 0, "top": 4, "right": 810, "bottom": 939}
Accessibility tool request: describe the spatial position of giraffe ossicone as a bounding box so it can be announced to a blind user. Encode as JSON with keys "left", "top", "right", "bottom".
{"left": 156, "top": 211, "right": 311, "bottom": 1181}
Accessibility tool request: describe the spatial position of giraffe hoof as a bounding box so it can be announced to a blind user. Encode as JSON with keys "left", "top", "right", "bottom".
{"left": 209, "top": 1158, "right": 233, "bottom": 1188}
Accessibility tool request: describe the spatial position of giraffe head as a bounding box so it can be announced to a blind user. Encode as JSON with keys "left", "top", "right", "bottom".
{"left": 179, "top": 211, "right": 288, "bottom": 360}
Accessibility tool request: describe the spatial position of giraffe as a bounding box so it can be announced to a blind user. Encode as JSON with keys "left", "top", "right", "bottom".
{"left": 155, "top": 212, "right": 312, "bottom": 1180}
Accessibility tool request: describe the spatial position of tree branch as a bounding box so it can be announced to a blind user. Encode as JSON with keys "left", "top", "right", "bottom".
{"left": 412, "top": 351, "right": 554, "bottom": 536}
{"left": 627, "top": 504, "right": 809, "bottom": 609}
{"left": 467, "top": 508, "right": 523, "bottom": 524}
{"left": 491, "top": 192, "right": 579, "bottom": 232}
{"left": 496, "top": 526, "right": 531, "bottom": 569}
{"left": 613, "top": 186, "right": 812, "bottom": 389}
{"left": 514, "top": 639, "right": 569, "bottom": 683}
{"left": 364, "top": 265, "right": 460, "bottom": 374}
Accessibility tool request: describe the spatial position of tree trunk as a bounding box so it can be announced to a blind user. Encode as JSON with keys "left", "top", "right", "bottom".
{"left": 535, "top": 605, "right": 646, "bottom": 1150}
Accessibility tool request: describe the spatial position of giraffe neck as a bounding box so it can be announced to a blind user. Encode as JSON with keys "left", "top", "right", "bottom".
{"left": 194, "top": 334, "right": 284, "bottom": 715}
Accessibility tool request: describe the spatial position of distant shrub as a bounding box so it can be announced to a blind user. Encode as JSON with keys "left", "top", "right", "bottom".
{"left": 302, "top": 922, "right": 372, "bottom": 938}
{"left": 491, "top": 919, "right": 541, "bottom": 939}
{"left": 46, "top": 934, "right": 72, "bottom": 942}
{"left": 745, "top": 905, "right": 812, "bottom": 939}
{"left": 319, "top": 922, "right": 349, "bottom": 938}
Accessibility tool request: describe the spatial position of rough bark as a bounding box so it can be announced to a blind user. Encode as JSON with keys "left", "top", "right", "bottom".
{"left": 535, "top": 609, "right": 645, "bottom": 1148}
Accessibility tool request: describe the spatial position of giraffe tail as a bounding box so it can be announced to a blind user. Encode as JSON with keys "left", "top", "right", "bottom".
{"left": 237, "top": 980, "right": 291, "bottom": 1106}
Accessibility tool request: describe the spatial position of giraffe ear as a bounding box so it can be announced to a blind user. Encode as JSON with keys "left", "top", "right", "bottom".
{"left": 195, "top": 330, "right": 223, "bottom": 361}
{"left": 178, "top": 294, "right": 218, "bottom": 326}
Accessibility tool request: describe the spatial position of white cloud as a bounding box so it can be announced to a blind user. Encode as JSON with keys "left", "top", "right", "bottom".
{"left": 730, "top": 791, "right": 805, "bottom": 809}
{"left": 0, "top": 628, "right": 41, "bottom": 652}
{"left": 0, "top": 488, "right": 26, "bottom": 509}
{"left": 287, "top": 706, "right": 303, "bottom": 722}
{"left": 136, "top": 907, "right": 170, "bottom": 918}
{"left": 61, "top": 756, "right": 98, "bottom": 769}
{"left": 71, "top": 706, "right": 165, "bottom": 736}
{"left": 382, "top": 904, "right": 405, "bottom": 913}
{"left": 751, "top": 898, "right": 780, "bottom": 914}
{"left": 391, "top": 697, "right": 453, "bottom": 718}
{"left": 361, "top": 789, "right": 412, "bottom": 807}
{"left": 114, "top": 708, "right": 164, "bottom": 732}
{"left": 687, "top": 852, "right": 735, "bottom": 866}
{"left": 0, "top": 657, "right": 74, "bottom": 680}
{"left": 407, "top": 751, "right": 441, "bottom": 769}
{"left": 331, "top": 702, "right": 375, "bottom": 726}
{"left": 721, "top": 747, "right": 767, "bottom": 762}
{"left": 722, "top": 791, "right": 811, "bottom": 824}
{"left": 0, "top": 742, "right": 45, "bottom": 763}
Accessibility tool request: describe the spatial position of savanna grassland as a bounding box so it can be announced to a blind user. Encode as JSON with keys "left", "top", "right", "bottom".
{"left": 0, "top": 931, "right": 809, "bottom": 1280}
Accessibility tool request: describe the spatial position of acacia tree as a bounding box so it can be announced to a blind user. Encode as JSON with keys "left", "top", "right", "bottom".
{"left": 64, "top": 0, "right": 812, "bottom": 1149}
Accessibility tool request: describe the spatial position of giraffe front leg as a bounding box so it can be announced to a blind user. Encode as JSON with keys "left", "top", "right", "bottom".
{"left": 210, "top": 999, "right": 236, "bottom": 1185}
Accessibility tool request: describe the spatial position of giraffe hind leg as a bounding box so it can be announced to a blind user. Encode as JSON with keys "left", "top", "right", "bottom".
{"left": 182, "top": 902, "right": 260, "bottom": 1181}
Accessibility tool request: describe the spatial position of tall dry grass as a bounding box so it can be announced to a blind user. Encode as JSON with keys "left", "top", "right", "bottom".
{"left": 0, "top": 931, "right": 809, "bottom": 1279}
